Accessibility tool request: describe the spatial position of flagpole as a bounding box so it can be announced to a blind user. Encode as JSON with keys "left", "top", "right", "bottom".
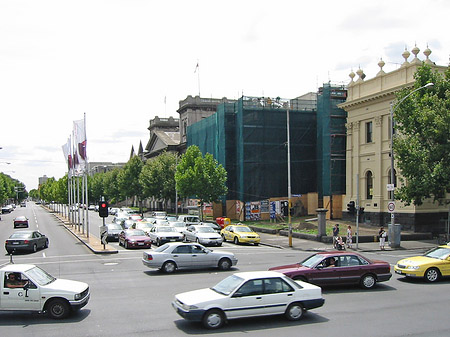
{"left": 84, "top": 112, "right": 89, "bottom": 238}
{"left": 195, "top": 60, "right": 200, "bottom": 96}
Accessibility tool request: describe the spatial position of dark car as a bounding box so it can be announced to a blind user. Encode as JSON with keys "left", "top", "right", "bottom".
{"left": 106, "top": 223, "right": 123, "bottom": 242}
{"left": 269, "top": 251, "right": 392, "bottom": 289}
{"left": 13, "top": 216, "right": 29, "bottom": 228}
{"left": 201, "top": 221, "right": 222, "bottom": 233}
{"left": 118, "top": 229, "right": 152, "bottom": 249}
{"left": 5, "top": 230, "right": 49, "bottom": 254}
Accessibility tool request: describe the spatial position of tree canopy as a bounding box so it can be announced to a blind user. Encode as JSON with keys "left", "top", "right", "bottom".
{"left": 394, "top": 64, "right": 450, "bottom": 206}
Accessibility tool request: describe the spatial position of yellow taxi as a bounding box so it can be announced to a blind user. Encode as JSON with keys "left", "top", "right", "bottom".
{"left": 220, "top": 224, "right": 260, "bottom": 246}
{"left": 394, "top": 244, "right": 450, "bottom": 282}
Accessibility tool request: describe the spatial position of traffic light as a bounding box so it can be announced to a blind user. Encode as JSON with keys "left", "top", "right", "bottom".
{"left": 99, "top": 201, "right": 109, "bottom": 218}
{"left": 347, "top": 201, "right": 356, "bottom": 214}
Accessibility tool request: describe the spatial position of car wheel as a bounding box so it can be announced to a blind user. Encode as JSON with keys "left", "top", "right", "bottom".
{"left": 218, "top": 258, "right": 232, "bottom": 271}
{"left": 425, "top": 267, "right": 440, "bottom": 282}
{"left": 47, "top": 299, "right": 70, "bottom": 319}
{"left": 32, "top": 244, "right": 37, "bottom": 252}
{"left": 285, "top": 302, "right": 305, "bottom": 321}
{"left": 162, "top": 261, "right": 176, "bottom": 273}
{"left": 221, "top": 234, "right": 226, "bottom": 242}
{"left": 254, "top": 243, "right": 259, "bottom": 246}
{"left": 156, "top": 238, "right": 161, "bottom": 246}
{"left": 203, "top": 309, "right": 225, "bottom": 329}
{"left": 196, "top": 238, "right": 200, "bottom": 243}
{"left": 233, "top": 236, "right": 239, "bottom": 245}
{"left": 360, "top": 274, "right": 376, "bottom": 289}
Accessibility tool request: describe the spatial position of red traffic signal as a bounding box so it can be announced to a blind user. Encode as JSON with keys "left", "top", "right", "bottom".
{"left": 99, "top": 201, "right": 109, "bottom": 217}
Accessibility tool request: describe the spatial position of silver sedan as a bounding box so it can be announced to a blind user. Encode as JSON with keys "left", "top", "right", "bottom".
{"left": 142, "top": 242, "right": 238, "bottom": 273}
{"left": 184, "top": 225, "right": 223, "bottom": 246}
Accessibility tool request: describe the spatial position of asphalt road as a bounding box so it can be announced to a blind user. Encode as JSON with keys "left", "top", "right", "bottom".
{"left": 1, "top": 203, "right": 449, "bottom": 337}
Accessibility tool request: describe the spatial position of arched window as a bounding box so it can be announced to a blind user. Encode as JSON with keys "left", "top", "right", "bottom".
{"left": 366, "top": 171, "right": 373, "bottom": 200}
{"left": 388, "top": 169, "right": 397, "bottom": 199}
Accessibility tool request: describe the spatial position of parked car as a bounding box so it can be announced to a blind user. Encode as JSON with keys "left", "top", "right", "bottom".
{"left": 0, "top": 264, "right": 90, "bottom": 319}
{"left": 269, "top": 251, "right": 392, "bottom": 289}
{"left": 153, "top": 219, "right": 170, "bottom": 227}
{"left": 13, "top": 216, "right": 29, "bottom": 229}
{"left": 5, "top": 230, "right": 49, "bottom": 254}
{"left": 201, "top": 221, "right": 222, "bottom": 233}
{"left": 152, "top": 211, "right": 167, "bottom": 219}
{"left": 184, "top": 225, "right": 223, "bottom": 246}
{"left": 172, "top": 271, "right": 324, "bottom": 329}
{"left": 142, "top": 242, "right": 237, "bottom": 273}
{"left": 109, "top": 207, "right": 120, "bottom": 215}
{"left": 105, "top": 223, "right": 123, "bottom": 242}
{"left": 148, "top": 226, "right": 183, "bottom": 246}
{"left": 88, "top": 204, "right": 96, "bottom": 211}
{"left": 166, "top": 216, "right": 178, "bottom": 222}
{"left": 220, "top": 224, "right": 260, "bottom": 245}
{"left": 118, "top": 229, "right": 152, "bottom": 249}
{"left": 2, "top": 205, "right": 13, "bottom": 214}
{"left": 394, "top": 244, "right": 450, "bottom": 282}
{"left": 177, "top": 215, "right": 201, "bottom": 226}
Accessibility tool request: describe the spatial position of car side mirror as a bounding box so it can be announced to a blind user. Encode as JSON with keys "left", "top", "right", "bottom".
{"left": 232, "top": 292, "right": 243, "bottom": 298}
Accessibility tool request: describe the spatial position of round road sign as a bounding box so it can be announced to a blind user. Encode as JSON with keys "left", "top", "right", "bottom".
{"left": 388, "top": 202, "right": 395, "bottom": 213}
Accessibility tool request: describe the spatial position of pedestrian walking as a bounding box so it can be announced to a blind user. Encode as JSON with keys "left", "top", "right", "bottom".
{"left": 346, "top": 225, "right": 352, "bottom": 248}
{"left": 379, "top": 227, "right": 387, "bottom": 250}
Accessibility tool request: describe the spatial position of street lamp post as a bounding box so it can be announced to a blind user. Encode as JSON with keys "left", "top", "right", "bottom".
{"left": 389, "top": 82, "right": 433, "bottom": 247}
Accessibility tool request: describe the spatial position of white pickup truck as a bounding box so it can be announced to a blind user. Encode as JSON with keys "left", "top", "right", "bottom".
{"left": 0, "top": 264, "right": 90, "bottom": 319}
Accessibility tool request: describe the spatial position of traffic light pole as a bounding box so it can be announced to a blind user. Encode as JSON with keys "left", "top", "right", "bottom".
{"left": 356, "top": 173, "right": 360, "bottom": 250}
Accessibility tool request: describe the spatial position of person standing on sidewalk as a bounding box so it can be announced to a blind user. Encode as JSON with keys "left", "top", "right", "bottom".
{"left": 346, "top": 225, "right": 352, "bottom": 248}
{"left": 332, "top": 224, "right": 339, "bottom": 247}
{"left": 379, "top": 227, "right": 387, "bottom": 250}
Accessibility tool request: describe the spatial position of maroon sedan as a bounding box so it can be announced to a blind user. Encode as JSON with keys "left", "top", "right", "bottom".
{"left": 269, "top": 251, "right": 391, "bottom": 289}
{"left": 13, "top": 216, "right": 29, "bottom": 229}
{"left": 118, "top": 229, "right": 151, "bottom": 249}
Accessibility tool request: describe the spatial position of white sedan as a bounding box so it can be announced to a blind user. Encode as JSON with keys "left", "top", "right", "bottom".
{"left": 142, "top": 242, "right": 237, "bottom": 273}
{"left": 183, "top": 225, "right": 223, "bottom": 246}
{"left": 148, "top": 226, "right": 183, "bottom": 246}
{"left": 172, "top": 271, "right": 324, "bottom": 329}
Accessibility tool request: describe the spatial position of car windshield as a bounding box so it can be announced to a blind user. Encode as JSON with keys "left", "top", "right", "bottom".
{"left": 128, "top": 230, "right": 146, "bottom": 236}
{"left": 234, "top": 226, "right": 252, "bottom": 232}
{"left": 108, "top": 224, "right": 122, "bottom": 230}
{"left": 157, "top": 227, "right": 175, "bottom": 232}
{"left": 424, "top": 247, "right": 450, "bottom": 259}
{"left": 137, "top": 223, "right": 153, "bottom": 229}
{"left": 171, "top": 222, "right": 185, "bottom": 227}
{"left": 9, "top": 232, "right": 32, "bottom": 239}
{"left": 211, "top": 275, "right": 244, "bottom": 296}
{"left": 26, "top": 266, "right": 56, "bottom": 286}
{"left": 197, "top": 227, "right": 215, "bottom": 233}
{"left": 300, "top": 254, "right": 326, "bottom": 268}
{"left": 186, "top": 217, "right": 200, "bottom": 222}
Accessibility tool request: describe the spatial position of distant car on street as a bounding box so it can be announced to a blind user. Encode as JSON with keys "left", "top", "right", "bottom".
{"left": 269, "top": 251, "right": 392, "bottom": 289}
{"left": 220, "top": 224, "right": 260, "bottom": 245}
{"left": 201, "top": 222, "right": 222, "bottom": 233}
{"left": 5, "top": 230, "right": 49, "bottom": 254}
{"left": 142, "top": 242, "right": 237, "bottom": 273}
{"left": 184, "top": 225, "right": 223, "bottom": 246}
{"left": 105, "top": 223, "right": 123, "bottom": 242}
{"left": 13, "top": 216, "right": 29, "bottom": 229}
{"left": 172, "top": 271, "right": 324, "bottom": 329}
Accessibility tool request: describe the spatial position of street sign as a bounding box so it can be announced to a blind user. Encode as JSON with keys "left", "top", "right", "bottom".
{"left": 388, "top": 201, "right": 395, "bottom": 213}
{"left": 100, "top": 225, "right": 108, "bottom": 246}
{"left": 386, "top": 184, "right": 395, "bottom": 191}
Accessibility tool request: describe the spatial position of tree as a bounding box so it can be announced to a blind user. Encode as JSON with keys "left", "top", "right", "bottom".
{"left": 118, "top": 156, "right": 144, "bottom": 213}
{"left": 104, "top": 168, "right": 121, "bottom": 204}
{"left": 175, "top": 145, "right": 227, "bottom": 219}
{"left": 140, "top": 152, "right": 178, "bottom": 210}
{"left": 394, "top": 64, "right": 450, "bottom": 206}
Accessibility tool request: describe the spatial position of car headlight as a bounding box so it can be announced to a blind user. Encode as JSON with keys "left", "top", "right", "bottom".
{"left": 181, "top": 303, "right": 199, "bottom": 310}
{"left": 406, "top": 265, "right": 420, "bottom": 270}
{"left": 74, "top": 293, "right": 82, "bottom": 300}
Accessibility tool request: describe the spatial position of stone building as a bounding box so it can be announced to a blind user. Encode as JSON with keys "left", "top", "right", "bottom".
{"left": 339, "top": 46, "right": 448, "bottom": 232}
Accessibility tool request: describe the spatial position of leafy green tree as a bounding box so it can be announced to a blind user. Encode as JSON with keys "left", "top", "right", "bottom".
{"left": 90, "top": 173, "right": 105, "bottom": 203}
{"left": 118, "top": 156, "right": 144, "bottom": 213}
{"left": 104, "top": 168, "right": 121, "bottom": 204}
{"left": 140, "top": 151, "right": 178, "bottom": 210}
{"left": 175, "top": 145, "right": 227, "bottom": 219}
{"left": 394, "top": 64, "right": 450, "bottom": 206}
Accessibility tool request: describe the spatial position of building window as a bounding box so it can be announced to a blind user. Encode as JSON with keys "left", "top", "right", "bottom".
{"left": 366, "top": 121, "right": 373, "bottom": 143}
{"left": 366, "top": 171, "right": 373, "bottom": 199}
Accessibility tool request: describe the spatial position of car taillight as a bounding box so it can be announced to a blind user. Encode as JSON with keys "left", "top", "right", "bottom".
{"left": 24, "top": 240, "right": 29, "bottom": 244}
{"left": 146, "top": 254, "right": 153, "bottom": 260}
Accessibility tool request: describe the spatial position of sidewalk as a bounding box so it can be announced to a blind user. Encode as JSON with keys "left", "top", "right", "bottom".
{"left": 49, "top": 212, "right": 118, "bottom": 254}
{"left": 258, "top": 231, "right": 437, "bottom": 252}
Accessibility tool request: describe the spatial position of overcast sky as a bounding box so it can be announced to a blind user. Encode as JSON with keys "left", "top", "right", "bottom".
{"left": 1, "top": 0, "right": 449, "bottom": 191}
